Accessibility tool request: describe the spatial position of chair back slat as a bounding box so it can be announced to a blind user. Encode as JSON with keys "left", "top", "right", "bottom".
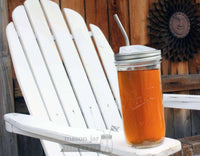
{"left": 12, "top": 5, "right": 82, "bottom": 156}
{"left": 12, "top": 6, "right": 67, "bottom": 123}
{"left": 90, "top": 24, "right": 121, "bottom": 112}
{"left": 40, "top": 0, "right": 106, "bottom": 130}
{"left": 64, "top": 9, "right": 122, "bottom": 130}
{"left": 24, "top": 0, "right": 86, "bottom": 127}
{"left": 7, "top": 23, "right": 47, "bottom": 118}
{"left": 6, "top": 22, "right": 64, "bottom": 156}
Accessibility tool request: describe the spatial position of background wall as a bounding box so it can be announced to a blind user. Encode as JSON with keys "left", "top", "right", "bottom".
{"left": 6, "top": 0, "right": 200, "bottom": 155}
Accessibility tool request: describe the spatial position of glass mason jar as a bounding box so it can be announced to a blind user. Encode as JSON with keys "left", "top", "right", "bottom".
{"left": 115, "top": 45, "right": 165, "bottom": 148}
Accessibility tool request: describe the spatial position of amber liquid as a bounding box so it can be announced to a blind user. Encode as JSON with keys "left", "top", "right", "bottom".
{"left": 118, "top": 69, "right": 165, "bottom": 147}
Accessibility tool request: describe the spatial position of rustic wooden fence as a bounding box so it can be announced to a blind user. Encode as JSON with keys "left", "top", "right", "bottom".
{"left": 0, "top": 0, "right": 18, "bottom": 155}
{"left": 1, "top": 0, "right": 200, "bottom": 156}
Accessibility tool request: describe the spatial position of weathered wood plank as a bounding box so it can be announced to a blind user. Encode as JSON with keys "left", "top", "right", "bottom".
{"left": 164, "top": 108, "right": 174, "bottom": 138}
{"left": 14, "top": 78, "right": 22, "bottom": 98}
{"left": 129, "top": 0, "right": 149, "bottom": 45}
{"left": 161, "top": 57, "right": 171, "bottom": 76}
{"left": 0, "top": 57, "right": 18, "bottom": 156}
{"left": 61, "top": 0, "right": 85, "bottom": 18}
{"left": 51, "top": 0, "right": 59, "bottom": 5}
{"left": 188, "top": 0, "right": 200, "bottom": 135}
{"left": 191, "top": 108, "right": 200, "bottom": 136}
{"left": 162, "top": 59, "right": 174, "bottom": 138}
{"left": 7, "top": 0, "right": 25, "bottom": 22}
{"left": 162, "top": 74, "right": 200, "bottom": 93}
{"left": 85, "top": 0, "right": 109, "bottom": 40}
{"left": 15, "top": 98, "right": 45, "bottom": 156}
{"left": 162, "top": 63, "right": 174, "bottom": 138}
{"left": 0, "top": 0, "right": 18, "bottom": 155}
{"left": 107, "top": 0, "right": 130, "bottom": 53}
{"left": 171, "top": 62, "right": 191, "bottom": 138}
{"left": 17, "top": 136, "right": 45, "bottom": 156}
{"left": 190, "top": 80, "right": 200, "bottom": 136}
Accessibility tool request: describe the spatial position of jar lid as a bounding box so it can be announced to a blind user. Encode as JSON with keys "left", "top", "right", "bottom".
{"left": 115, "top": 45, "right": 161, "bottom": 62}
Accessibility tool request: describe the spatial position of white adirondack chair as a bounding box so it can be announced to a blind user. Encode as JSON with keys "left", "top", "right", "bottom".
{"left": 4, "top": 0, "right": 200, "bottom": 155}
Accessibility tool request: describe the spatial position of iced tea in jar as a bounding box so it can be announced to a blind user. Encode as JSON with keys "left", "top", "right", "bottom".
{"left": 115, "top": 45, "right": 165, "bottom": 148}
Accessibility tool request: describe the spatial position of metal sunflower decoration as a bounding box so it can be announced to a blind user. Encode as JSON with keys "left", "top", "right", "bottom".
{"left": 148, "top": 0, "right": 200, "bottom": 61}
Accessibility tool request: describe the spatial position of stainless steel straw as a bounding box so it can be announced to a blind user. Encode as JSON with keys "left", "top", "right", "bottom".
{"left": 113, "top": 14, "right": 130, "bottom": 46}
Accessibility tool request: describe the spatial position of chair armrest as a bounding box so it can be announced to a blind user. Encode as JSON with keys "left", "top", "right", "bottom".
{"left": 163, "top": 94, "right": 200, "bottom": 110}
{"left": 4, "top": 113, "right": 181, "bottom": 156}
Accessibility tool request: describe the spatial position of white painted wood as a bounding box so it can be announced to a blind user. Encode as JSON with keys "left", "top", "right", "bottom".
{"left": 64, "top": 9, "right": 122, "bottom": 130}
{"left": 6, "top": 23, "right": 47, "bottom": 118}
{"left": 12, "top": 5, "right": 67, "bottom": 124}
{"left": 24, "top": 0, "right": 86, "bottom": 128}
{"left": 6, "top": 22, "right": 64, "bottom": 156}
{"left": 40, "top": 0, "right": 106, "bottom": 130}
{"left": 4, "top": 113, "right": 182, "bottom": 156}
{"left": 90, "top": 24, "right": 121, "bottom": 112}
{"left": 163, "top": 94, "right": 200, "bottom": 110}
{"left": 12, "top": 5, "right": 81, "bottom": 156}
